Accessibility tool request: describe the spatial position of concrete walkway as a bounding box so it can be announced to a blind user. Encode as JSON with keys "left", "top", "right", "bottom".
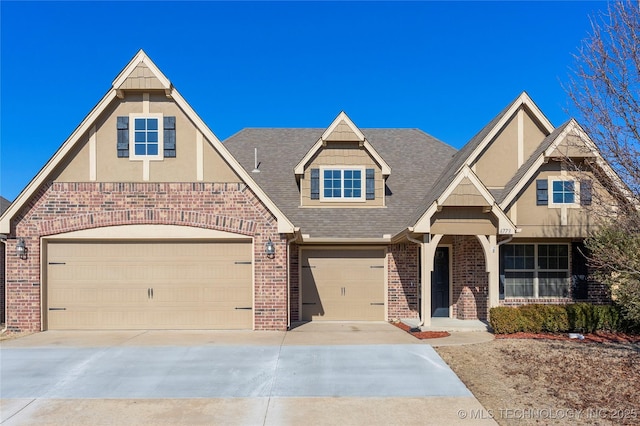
{"left": 1, "top": 323, "right": 496, "bottom": 425}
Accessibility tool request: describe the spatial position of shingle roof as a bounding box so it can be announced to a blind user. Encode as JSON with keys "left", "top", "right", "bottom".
{"left": 224, "top": 128, "right": 457, "bottom": 238}
{"left": 0, "top": 196, "right": 11, "bottom": 215}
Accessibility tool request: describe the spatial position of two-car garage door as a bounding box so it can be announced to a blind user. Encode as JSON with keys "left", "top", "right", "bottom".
{"left": 301, "top": 249, "right": 385, "bottom": 321}
{"left": 46, "top": 241, "right": 253, "bottom": 330}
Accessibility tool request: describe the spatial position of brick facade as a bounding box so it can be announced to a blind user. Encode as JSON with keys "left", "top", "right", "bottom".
{"left": 451, "top": 236, "right": 489, "bottom": 320}
{"left": 5, "top": 181, "right": 288, "bottom": 332}
{"left": 0, "top": 243, "right": 4, "bottom": 324}
{"left": 387, "top": 243, "right": 419, "bottom": 320}
{"left": 288, "top": 242, "right": 300, "bottom": 323}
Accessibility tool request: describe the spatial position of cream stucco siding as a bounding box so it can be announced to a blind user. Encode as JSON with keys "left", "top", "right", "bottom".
{"left": 474, "top": 113, "right": 519, "bottom": 188}
{"left": 301, "top": 143, "right": 384, "bottom": 207}
{"left": 53, "top": 92, "right": 241, "bottom": 184}
{"left": 522, "top": 110, "right": 547, "bottom": 161}
{"left": 507, "top": 162, "right": 602, "bottom": 238}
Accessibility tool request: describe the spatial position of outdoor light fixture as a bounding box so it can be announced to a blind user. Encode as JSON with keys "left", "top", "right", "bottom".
{"left": 16, "top": 238, "right": 27, "bottom": 259}
{"left": 265, "top": 238, "right": 276, "bottom": 258}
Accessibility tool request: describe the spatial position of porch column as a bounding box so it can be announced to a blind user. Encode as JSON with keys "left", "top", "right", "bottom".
{"left": 477, "top": 234, "right": 499, "bottom": 311}
{"left": 420, "top": 234, "right": 443, "bottom": 327}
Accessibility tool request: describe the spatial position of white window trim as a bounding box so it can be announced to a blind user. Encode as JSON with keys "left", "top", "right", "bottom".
{"left": 548, "top": 176, "right": 581, "bottom": 209}
{"left": 319, "top": 166, "right": 366, "bottom": 202}
{"left": 129, "top": 113, "right": 164, "bottom": 161}
{"left": 503, "top": 243, "right": 570, "bottom": 298}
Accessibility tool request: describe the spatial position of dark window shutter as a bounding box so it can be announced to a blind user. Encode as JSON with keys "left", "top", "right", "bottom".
{"left": 117, "top": 116, "right": 129, "bottom": 158}
{"left": 536, "top": 179, "right": 548, "bottom": 205}
{"left": 580, "top": 180, "right": 592, "bottom": 206}
{"left": 164, "top": 116, "right": 176, "bottom": 158}
{"left": 366, "top": 168, "right": 375, "bottom": 200}
{"left": 310, "top": 168, "right": 320, "bottom": 200}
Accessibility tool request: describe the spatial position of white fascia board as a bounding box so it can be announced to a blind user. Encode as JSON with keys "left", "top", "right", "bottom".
{"left": 0, "top": 89, "right": 118, "bottom": 234}
{"left": 465, "top": 92, "right": 555, "bottom": 168}
{"left": 169, "top": 90, "right": 295, "bottom": 234}
{"left": 363, "top": 140, "right": 391, "bottom": 175}
{"left": 320, "top": 111, "right": 365, "bottom": 142}
{"left": 112, "top": 49, "right": 171, "bottom": 90}
{"left": 294, "top": 138, "right": 323, "bottom": 175}
{"left": 436, "top": 166, "right": 495, "bottom": 207}
{"left": 413, "top": 202, "right": 438, "bottom": 233}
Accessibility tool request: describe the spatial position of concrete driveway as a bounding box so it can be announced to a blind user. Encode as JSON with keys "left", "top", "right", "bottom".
{"left": 1, "top": 323, "right": 496, "bottom": 425}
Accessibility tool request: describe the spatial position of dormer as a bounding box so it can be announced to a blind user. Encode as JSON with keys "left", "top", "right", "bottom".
{"left": 294, "top": 112, "right": 391, "bottom": 207}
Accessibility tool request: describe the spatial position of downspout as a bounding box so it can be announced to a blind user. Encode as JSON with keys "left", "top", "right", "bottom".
{"left": 0, "top": 235, "right": 7, "bottom": 335}
{"left": 406, "top": 233, "right": 426, "bottom": 326}
{"left": 286, "top": 229, "right": 300, "bottom": 330}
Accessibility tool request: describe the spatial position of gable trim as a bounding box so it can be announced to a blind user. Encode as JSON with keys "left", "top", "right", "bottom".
{"left": 498, "top": 119, "right": 626, "bottom": 210}
{"left": 293, "top": 112, "right": 391, "bottom": 176}
{"left": 464, "top": 92, "right": 554, "bottom": 170}
{"left": 412, "top": 165, "right": 516, "bottom": 235}
{"left": 112, "top": 49, "right": 171, "bottom": 95}
{"left": 0, "top": 51, "right": 295, "bottom": 234}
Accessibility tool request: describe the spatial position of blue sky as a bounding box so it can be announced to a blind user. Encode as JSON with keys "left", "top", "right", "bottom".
{"left": 1, "top": 1, "right": 606, "bottom": 201}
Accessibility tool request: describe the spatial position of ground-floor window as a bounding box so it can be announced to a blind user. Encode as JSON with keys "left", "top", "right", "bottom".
{"left": 500, "top": 244, "right": 570, "bottom": 298}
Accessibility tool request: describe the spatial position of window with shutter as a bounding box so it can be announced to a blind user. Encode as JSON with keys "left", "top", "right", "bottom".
{"left": 117, "top": 116, "right": 129, "bottom": 158}
{"left": 164, "top": 116, "right": 176, "bottom": 158}
{"left": 536, "top": 179, "right": 548, "bottom": 206}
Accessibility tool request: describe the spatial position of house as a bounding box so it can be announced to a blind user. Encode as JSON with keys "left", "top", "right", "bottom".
{"left": 0, "top": 51, "right": 615, "bottom": 333}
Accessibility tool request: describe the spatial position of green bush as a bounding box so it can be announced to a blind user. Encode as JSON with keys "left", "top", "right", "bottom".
{"left": 489, "top": 307, "right": 529, "bottom": 334}
{"left": 490, "top": 303, "right": 624, "bottom": 334}
{"left": 540, "top": 305, "right": 569, "bottom": 333}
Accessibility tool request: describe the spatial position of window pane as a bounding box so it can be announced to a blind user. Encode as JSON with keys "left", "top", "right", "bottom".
{"left": 324, "top": 170, "right": 332, "bottom": 179}
{"left": 135, "top": 118, "right": 146, "bottom": 130}
{"left": 147, "top": 144, "right": 158, "bottom": 155}
{"left": 333, "top": 189, "right": 340, "bottom": 197}
{"left": 553, "top": 192, "right": 564, "bottom": 203}
{"left": 504, "top": 272, "right": 534, "bottom": 297}
{"left": 135, "top": 132, "right": 146, "bottom": 142}
{"left": 135, "top": 144, "right": 146, "bottom": 155}
{"left": 539, "top": 272, "right": 569, "bottom": 297}
{"left": 146, "top": 118, "right": 158, "bottom": 130}
{"left": 344, "top": 170, "right": 352, "bottom": 179}
{"left": 564, "top": 192, "right": 575, "bottom": 203}
{"left": 353, "top": 170, "right": 361, "bottom": 179}
{"left": 353, "top": 189, "right": 361, "bottom": 197}
{"left": 324, "top": 189, "right": 332, "bottom": 198}
{"left": 147, "top": 132, "right": 158, "bottom": 143}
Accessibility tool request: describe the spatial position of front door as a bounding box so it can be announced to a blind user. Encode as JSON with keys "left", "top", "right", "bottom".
{"left": 431, "top": 247, "right": 449, "bottom": 317}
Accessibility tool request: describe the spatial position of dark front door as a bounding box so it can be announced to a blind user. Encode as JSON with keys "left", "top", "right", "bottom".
{"left": 431, "top": 247, "right": 450, "bottom": 317}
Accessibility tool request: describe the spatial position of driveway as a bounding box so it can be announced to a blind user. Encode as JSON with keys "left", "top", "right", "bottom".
{"left": 1, "top": 323, "right": 496, "bottom": 425}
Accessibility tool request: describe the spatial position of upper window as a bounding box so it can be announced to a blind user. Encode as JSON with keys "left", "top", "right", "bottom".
{"left": 322, "top": 168, "right": 363, "bottom": 200}
{"left": 552, "top": 180, "right": 575, "bottom": 204}
{"left": 134, "top": 118, "right": 159, "bottom": 156}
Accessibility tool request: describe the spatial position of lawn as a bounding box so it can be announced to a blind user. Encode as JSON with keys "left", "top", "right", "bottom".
{"left": 435, "top": 338, "right": 640, "bottom": 425}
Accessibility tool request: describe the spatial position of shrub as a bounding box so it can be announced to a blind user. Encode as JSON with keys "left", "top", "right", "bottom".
{"left": 489, "top": 307, "right": 529, "bottom": 334}
{"left": 519, "top": 305, "right": 545, "bottom": 333}
{"left": 540, "top": 305, "right": 569, "bottom": 333}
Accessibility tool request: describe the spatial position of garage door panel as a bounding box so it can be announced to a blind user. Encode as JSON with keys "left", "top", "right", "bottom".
{"left": 302, "top": 249, "right": 385, "bottom": 322}
{"left": 47, "top": 241, "right": 253, "bottom": 330}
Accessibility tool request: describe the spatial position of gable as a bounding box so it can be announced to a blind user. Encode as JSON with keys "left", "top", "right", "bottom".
{"left": 441, "top": 177, "right": 491, "bottom": 207}
{"left": 473, "top": 105, "right": 550, "bottom": 188}
{"left": 119, "top": 63, "right": 166, "bottom": 90}
{"left": 53, "top": 92, "right": 241, "bottom": 184}
{"left": 0, "top": 50, "right": 294, "bottom": 234}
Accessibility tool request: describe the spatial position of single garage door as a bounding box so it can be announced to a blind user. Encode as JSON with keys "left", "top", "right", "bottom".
{"left": 46, "top": 241, "right": 253, "bottom": 330}
{"left": 301, "top": 249, "right": 385, "bottom": 321}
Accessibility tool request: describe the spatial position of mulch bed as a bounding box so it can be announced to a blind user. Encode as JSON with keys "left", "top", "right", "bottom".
{"left": 390, "top": 321, "right": 450, "bottom": 339}
{"left": 495, "top": 331, "right": 640, "bottom": 344}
